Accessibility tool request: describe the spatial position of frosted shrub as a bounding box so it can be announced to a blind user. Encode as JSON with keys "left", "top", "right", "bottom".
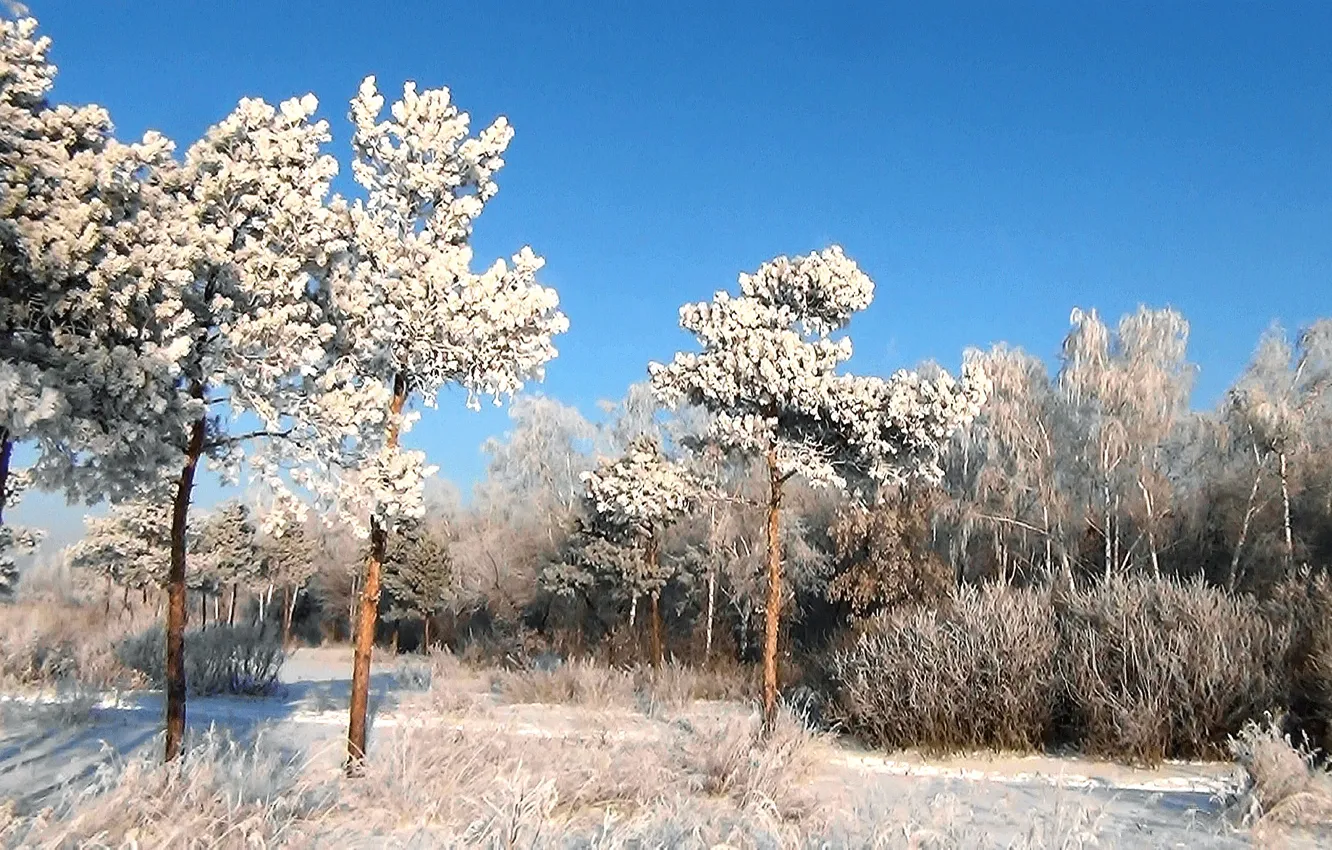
{"left": 824, "top": 585, "right": 1059, "bottom": 752}
{"left": 117, "top": 623, "right": 285, "bottom": 696}
{"left": 1058, "top": 574, "right": 1289, "bottom": 761}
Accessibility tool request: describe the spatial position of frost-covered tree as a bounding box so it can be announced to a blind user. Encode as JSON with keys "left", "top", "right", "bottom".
{"left": 256, "top": 519, "right": 318, "bottom": 644}
{"left": 382, "top": 516, "right": 453, "bottom": 651}
{"left": 650, "top": 246, "right": 988, "bottom": 728}
{"left": 1226, "top": 321, "right": 1332, "bottom": 582}
{"left": 327, "top": 77, "right": 567, "bottom": 767}
{"left": 580, "top": 434, "right": 700, "bottom": 665}
{"left": 0, "top": 16, "right": 190, "bottom": 568}
{"left": 939, "top": 346, "right": 1075, "bottom": 584}
{"left": 194, "top": 502, "right": 261, "bottom": 626}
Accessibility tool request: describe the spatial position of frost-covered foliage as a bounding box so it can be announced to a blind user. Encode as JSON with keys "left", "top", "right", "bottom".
{"left": 318, "top": 77, "right": 570, "bottom": 533}
{"left": 0, "top": 16, "right": 192, "bottom": 503}
{"left": 383, "top": 517, "right": 453, "bottom": 625}
{"left": 581, "top": 435, "right": 700, "bottom": 540}
{"left": 194, "top": 501, "right": 262, "bottom": 593}
{"left": 65, "top": 499, "right": 176, "bottom": 591}
{"left": 117, "top": 622, "right": 285, "bottom": 696}
{"left": 649, "top": 246, "right": 989, "bottom": 491}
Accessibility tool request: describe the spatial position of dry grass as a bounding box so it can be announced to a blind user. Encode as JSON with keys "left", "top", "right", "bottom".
{"left": 1228, "top": 714, "right": 1332, "bottom": 834}
{"left": 1, "top": 706, "right": 831, "bottom": 848}
{"left": 0, "top": 596, "right": 143, "bottom": 691}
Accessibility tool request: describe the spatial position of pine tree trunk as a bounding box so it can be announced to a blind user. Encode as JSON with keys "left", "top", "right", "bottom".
{"left": 423, "top": 617, "right": 430, "bottom": 653}
{"left": 257, "top": 591, "right": 266, "bottom": 625}
{"left": 105, "top": 574, "right": 113, "bottom": 616}
{"left": 0, "top": 430, "right": 11, "bottom": 526}
{"left": 1280, "top": 451, "right": 1294, "bottom": 568}
{"left": 228, "top": 582, "right": 238, "bottom": 626}
{"left": 761, "top": 447, "right": 785, "bottom": 736}
{"left": 391, "top": 624, "right": 399, "bottom": 655}
{"left": 629, "top": 592, "right": 638, "bottom": 629}
{"left": 213, "top": 595, "right": 220, "bottom": 625}
{"left": 165, "top": 413, "right": 205, "bottom": 763}
{"left": 347, "top": 373, "right": 407, "bottom": 772}
{"left": 200, "top": 592, "right": 207, "bottom": 630}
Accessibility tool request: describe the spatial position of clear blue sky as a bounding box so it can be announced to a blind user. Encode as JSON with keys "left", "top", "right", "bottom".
{"left": 12, "top": 0, "right": 1332, "bottom": 530}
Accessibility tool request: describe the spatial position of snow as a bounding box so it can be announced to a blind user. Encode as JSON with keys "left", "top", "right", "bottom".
{"left": 0, "top": 648, "right": 1264, "bottom": 847}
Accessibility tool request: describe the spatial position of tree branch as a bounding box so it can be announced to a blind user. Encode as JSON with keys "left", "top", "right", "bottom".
{"left": 205, "top": 428, "right": 295, "bottom": 450}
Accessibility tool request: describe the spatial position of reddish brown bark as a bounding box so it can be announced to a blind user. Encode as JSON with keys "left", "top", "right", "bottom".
{"left": 165, "top": 414, "right": 205, "bottom": 762}
{"left": 347, "top": 373, "right": 408, "bottom": 772}
{"left": 761, "top": 447, "right": 784, "bottom": 735}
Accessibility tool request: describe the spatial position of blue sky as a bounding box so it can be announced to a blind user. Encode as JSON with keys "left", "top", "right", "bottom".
{"left": 10, "top": 0, "right": 1332, "bottom": 538}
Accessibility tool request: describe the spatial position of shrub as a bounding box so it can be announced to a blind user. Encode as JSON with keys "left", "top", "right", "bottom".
{"left": 116, "top": 623, "right": 286, "bottom": 696}
{"left": 1229, "top": 714, "right": 1332, "bottom": 831}
{"left": 1267, "top": 569, "right": 1332, "bottom": 755}
{"left": 823, "top": 584, "right": 1059, "bottom": 752}
{"left": 1057, "top": 575, "right": 1289, "bottom": 762}
{"left": 821, "top": 574, "right": 1291, "bottom": 763}
{"left": 0, "top": 598, "right": 140, "bottom": 689}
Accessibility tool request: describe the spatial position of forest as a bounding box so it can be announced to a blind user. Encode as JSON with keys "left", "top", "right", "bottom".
{"left": 3, "top": 8, "right": 1332, "bottom": 848}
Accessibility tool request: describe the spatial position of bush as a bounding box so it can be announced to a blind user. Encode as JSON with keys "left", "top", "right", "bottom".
{"left": 822, "top": 574, "right": 1291, "bottom": 762}
{"left": 1229, "top": 714, "right": 1332, "bottom": 831}
{"left": 1057, "top": 574, "right": 1289, "bottom": 762}
{"left": 0, "top": 598, "right": 140, "bottom": 689}
{"left": 1267, "top": 569, "right": 1332, "bottom": 755}
{"left": 823, "top": 584, "right": 1059, "bottom": 752}
{"left": 116, "top": 623, "right": 286, "bottom": 696}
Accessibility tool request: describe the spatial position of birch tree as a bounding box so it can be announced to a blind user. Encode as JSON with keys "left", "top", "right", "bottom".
{"left": 650, "top": 246, "right": 988, "bottom": 729}
{"left": 580, "top": 434, "right": 700, "bottom": 665}
{"left": 1226, "top": 321, "right": 1332, "bottom": 582}
{"left": 328, "top": 77, "right": 568, "bottom": 767}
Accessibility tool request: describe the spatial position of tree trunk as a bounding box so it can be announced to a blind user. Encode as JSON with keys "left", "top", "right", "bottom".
{"left": 1102, "top": 468, "right": 1113, "bottom": 580}
{"left": 228, "top": 582, "right": 238, "bottom": 626}
{"left": 1137, "top": 477, "right": 1161, "bottom": 577}
{"left": 212, "top": 595, "right": 220, "bottom": 625}
{"left": 0, "top": 430, "right": 11, "bottom": 525}
{"left": 200, "top": 592, "right": 207, "bottom": 630}
{"left": 282, "top": 584, "right": 296, "bottom": 647}
{"left": 347, "top": 373, "right": 407, "bottom": 772}
{"left": 761, "top": 448, "right": 784, "bottom": 735}
{"left": 705, "top": 566, "right": 716, "bottom": 662}
{"left": 1280, "top": 451, "right": 1294, "bottom": 568}
{"left": 391, "top": 624, "right": 399, "bottom": 655}
{"left": 423, "top": 617, "right": 430, "bottom": 653}
{"left": 165, "top": 414, "right": 205, "bottom": 763}
{"left": 649, "top": 593, "right": 664, "bottom": 669}
{"left": 105, "top": 574, "right": 113, "bottom": 616}
{"left": 1229, "top": 450, "right": 1265, "bottom": 591}
{"left": 629, "top": 592, "right": 638, "bottom": 629}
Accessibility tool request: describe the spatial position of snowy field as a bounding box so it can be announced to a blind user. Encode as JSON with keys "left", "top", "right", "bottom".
{"left": 3, "top": 648, "right": 1320, "bottom": 848}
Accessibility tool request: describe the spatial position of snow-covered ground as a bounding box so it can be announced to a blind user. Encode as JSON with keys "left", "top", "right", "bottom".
{"left": 0, "top": 648, "right": 1299, "bottom": 847}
